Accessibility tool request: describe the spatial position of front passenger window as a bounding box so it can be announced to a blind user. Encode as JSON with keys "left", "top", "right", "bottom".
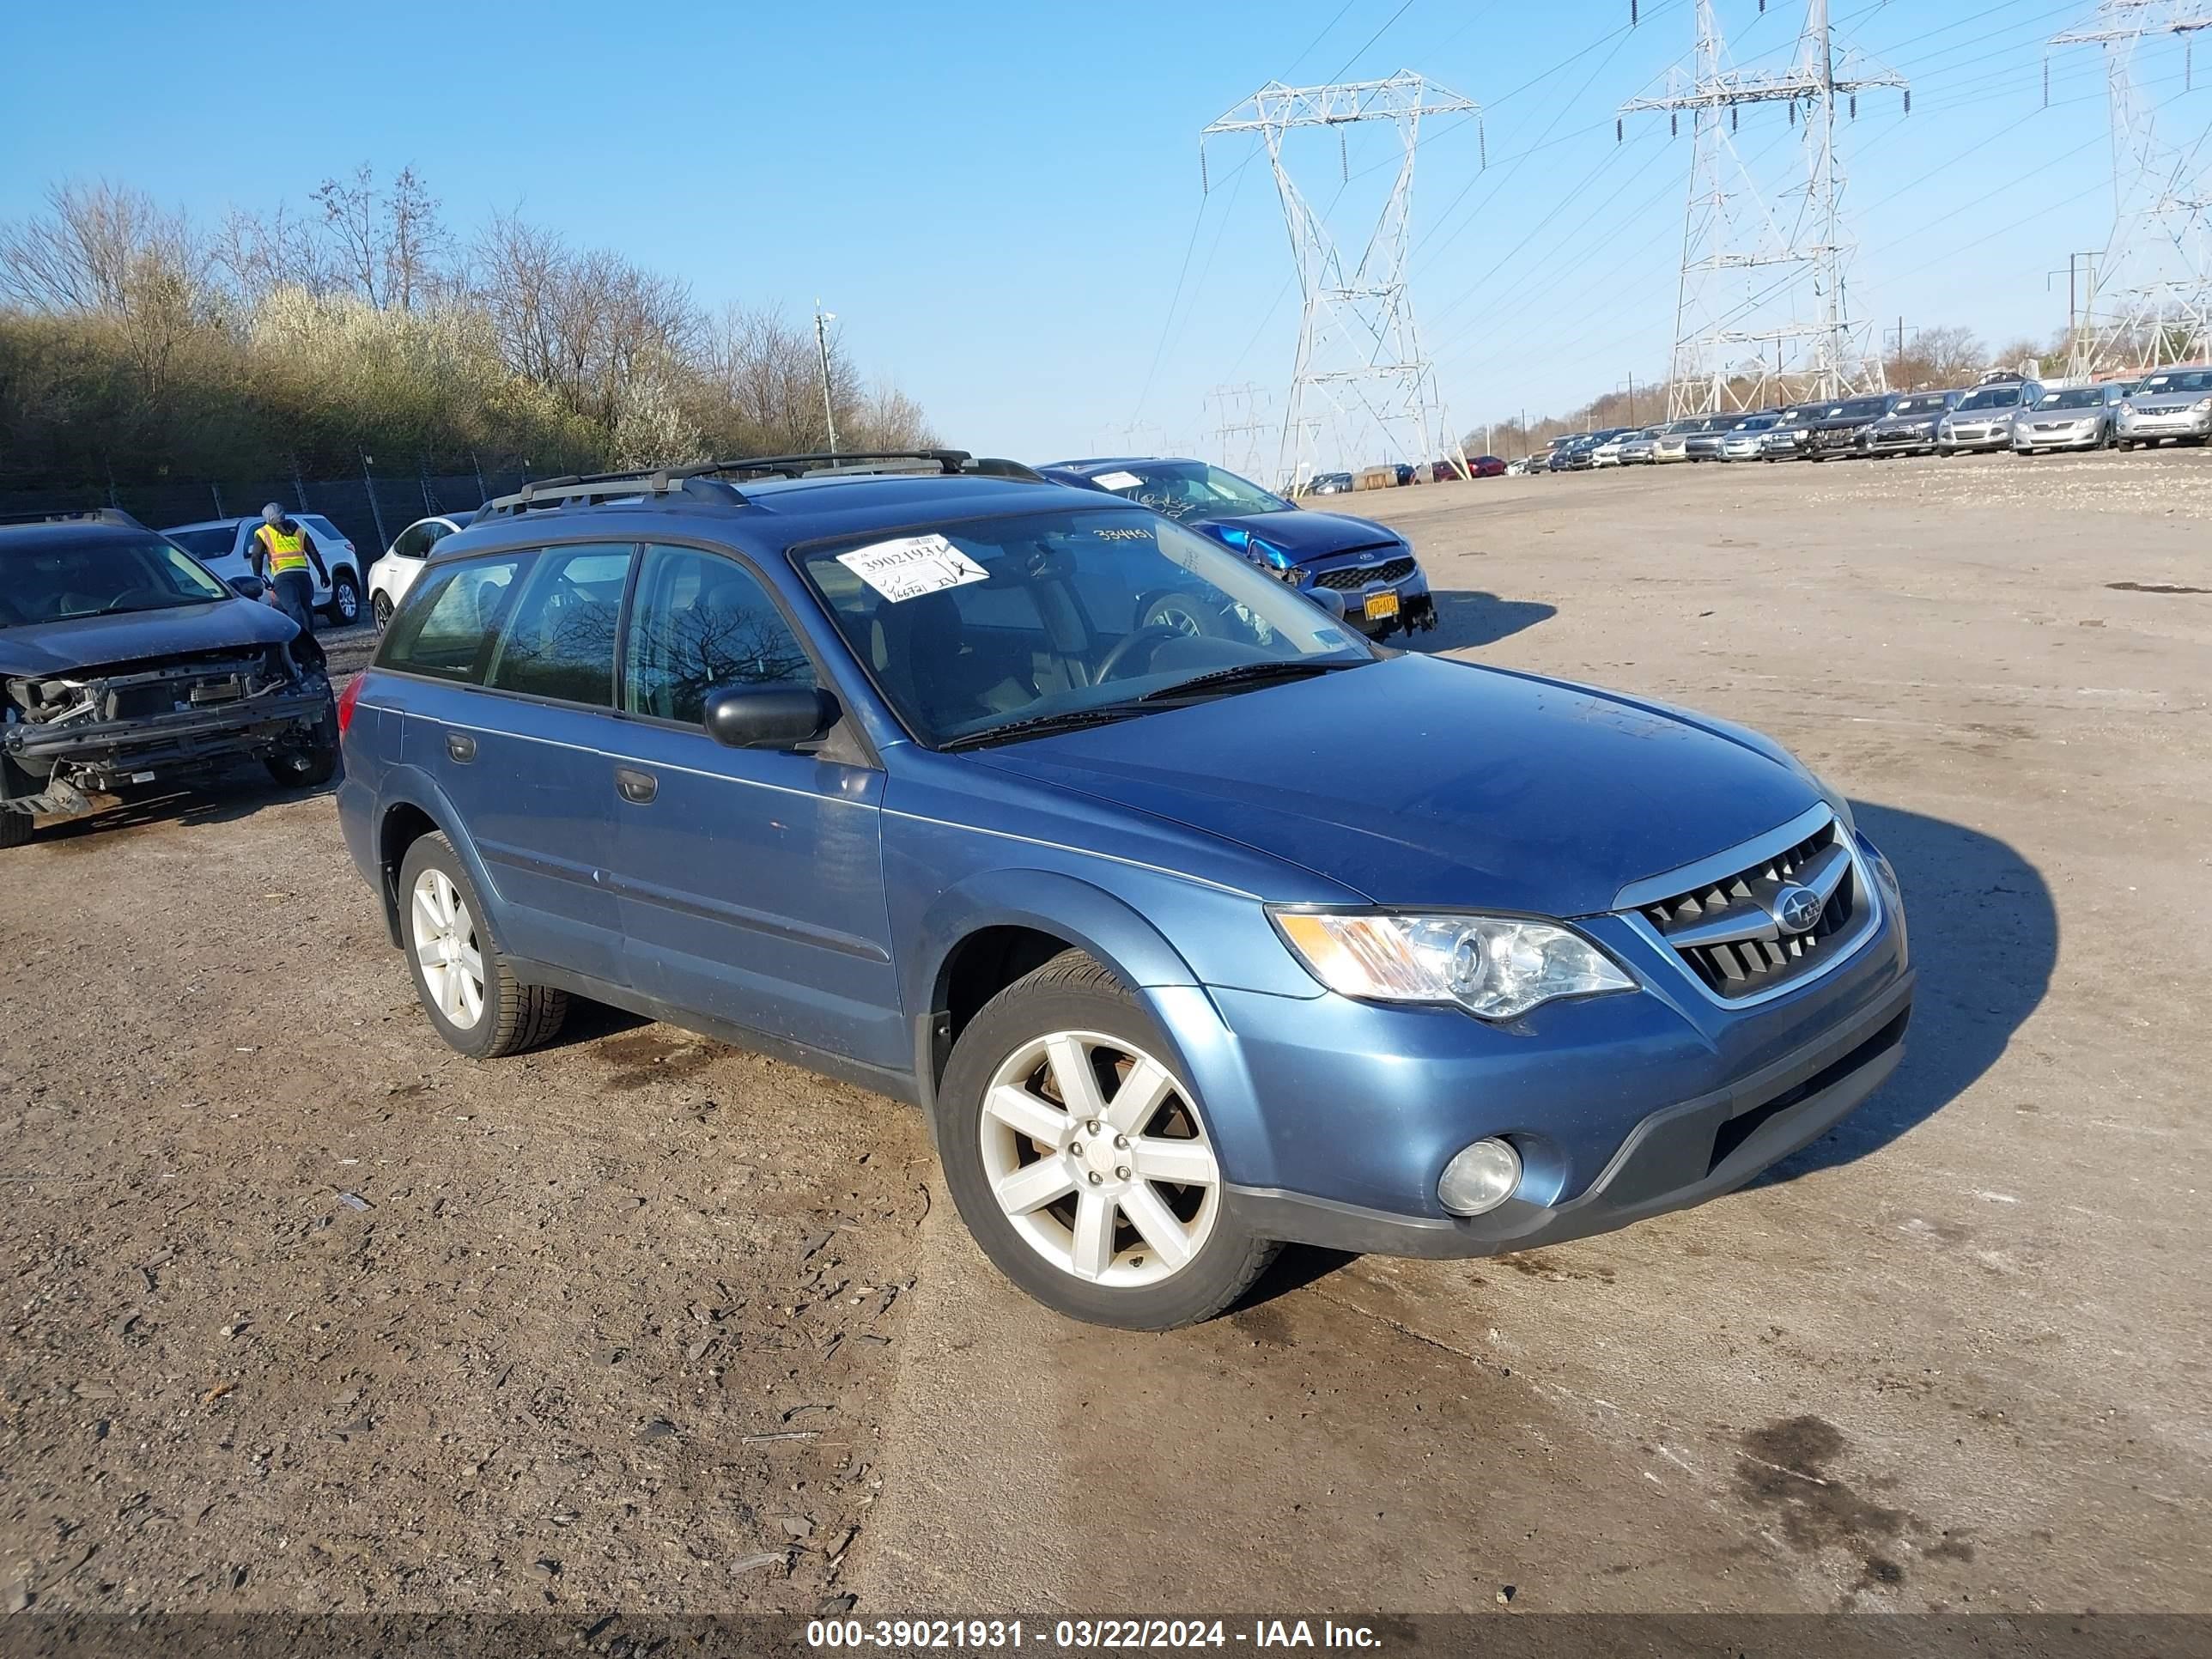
{"left": 623, "top": 544, "right": 816, "bottom": 725}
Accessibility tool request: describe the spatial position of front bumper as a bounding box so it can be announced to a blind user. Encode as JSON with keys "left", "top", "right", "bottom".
{"left": 1295, "top": 564, "right": 1435, "bottom": 639}
{"left": 2118, "top": 410, "right": 2211, "bottom": 441}
{"left": 1939, "top": 422, "right": 2013, "bottom": 452}
{"left": 1, "top": 684, "right": 333, "bottom": 817}
{"left": 1198, "top": 831, "right": 1914, "bottom": 1257}
{"left": 2013, "top": 422, "right": 2102, "bottom": 452}
{"left": 1860, "top": 427, "right": 1940, "bottom": 454}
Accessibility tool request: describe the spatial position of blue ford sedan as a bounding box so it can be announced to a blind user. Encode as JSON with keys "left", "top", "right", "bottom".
{"left": 336, "top": 452, "right": 1912, "bottom": 1329}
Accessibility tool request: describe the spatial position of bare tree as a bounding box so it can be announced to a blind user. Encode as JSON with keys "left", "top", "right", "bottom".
{"left": 212, "top": 201, "right": 335, "bottom": 301}
{"left": 0, "top": 180, "right": 201, "bottom": 314}
{"left": 310, "top": 163, "right": 449, "bottom": 310}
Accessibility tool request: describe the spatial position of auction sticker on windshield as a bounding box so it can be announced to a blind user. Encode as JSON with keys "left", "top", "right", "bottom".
{"left": 1091, "top": 470, "right": 1143, "bottom": 490}
{"left": 837, "top": 534, "right": 991, "bottom": 603}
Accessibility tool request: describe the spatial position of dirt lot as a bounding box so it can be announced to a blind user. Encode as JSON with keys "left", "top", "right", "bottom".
{"left": 3, "top": 452, "right": 2209, "bottom": 1620}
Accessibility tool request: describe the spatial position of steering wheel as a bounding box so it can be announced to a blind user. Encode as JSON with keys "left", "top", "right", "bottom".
{"left": 1093, "top": 623, "right": 1186, "bottom": 683}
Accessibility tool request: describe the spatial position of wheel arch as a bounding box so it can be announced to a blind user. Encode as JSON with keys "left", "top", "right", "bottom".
{"left": 368, "top": 769, "right": 502, "bottom": 950}
{"left": 909, "top": 869, "right": 1210, "bottom": 1121}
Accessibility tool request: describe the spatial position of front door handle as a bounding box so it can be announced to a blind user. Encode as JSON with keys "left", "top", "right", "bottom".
{"left": 445, "top": 732, "right": 477, "bottom": 763}
{"left": 614, "top": 767, "right": 658, "bottom": 805}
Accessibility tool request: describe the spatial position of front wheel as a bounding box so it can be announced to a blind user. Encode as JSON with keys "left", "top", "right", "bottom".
{"left": 0, "top": 811, "right": 30, "bottom": 850}
{"left": 937, "top": 951, "right": 1277, "bottom": 1329}
{"left": 371, "top": 592, "right": 395, "bottom": 631}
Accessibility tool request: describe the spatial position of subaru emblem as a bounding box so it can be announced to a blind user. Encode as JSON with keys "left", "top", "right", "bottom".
{"left": 1771, "top": 884, "right": 1824, "bottom": 936}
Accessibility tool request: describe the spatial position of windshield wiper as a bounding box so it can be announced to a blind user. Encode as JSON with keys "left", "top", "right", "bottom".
{"left": 1132, "top": 657, "right": 1365, "bottom": 704}
{"left": 939, "top": 701, "right": 1161, "bottom": 752}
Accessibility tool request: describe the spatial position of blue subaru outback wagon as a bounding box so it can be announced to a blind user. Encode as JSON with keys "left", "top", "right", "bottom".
{"left": 337, "top": 450, "right": 1913, "bottom": 1329}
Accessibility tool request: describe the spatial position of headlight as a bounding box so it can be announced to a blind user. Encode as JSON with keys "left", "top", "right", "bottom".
{"left": 2192, "top": 398, "right": 2212, "bottom": 413}
{"left": 1269, "top": 910, "right": 1635, "bottom": 1020}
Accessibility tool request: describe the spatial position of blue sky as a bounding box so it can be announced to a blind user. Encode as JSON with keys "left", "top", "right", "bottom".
{"left": 4, "top": 0, "right": 2204, "bottom": 467}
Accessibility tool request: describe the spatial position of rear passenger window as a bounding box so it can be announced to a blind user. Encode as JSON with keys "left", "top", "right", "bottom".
{"left": 623, "top": 544, "right": 815, "bottom": 725}
{"left": 377, "top": 553, "right": 532, "bottom": 683}
{"left": 484, "top": 544, "right": 634, "bottom": 706}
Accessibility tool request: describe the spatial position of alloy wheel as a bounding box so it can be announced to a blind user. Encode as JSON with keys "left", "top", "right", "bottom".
{"left": 411, "top": 867, "right": 486, "bottom": 1030}
{"left": 334, "top": 578, "right": 360, "bottom": 623}
{"left": 979, "top": 1030, "right": 1220, "bottom": 1288}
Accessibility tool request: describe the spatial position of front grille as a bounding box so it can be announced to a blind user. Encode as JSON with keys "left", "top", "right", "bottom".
{"left": 1312, "top": 556, "right": 1415, "bottom": 591}
{"left": 1638, "top": 817, "right": 1861, "bottom": 1000}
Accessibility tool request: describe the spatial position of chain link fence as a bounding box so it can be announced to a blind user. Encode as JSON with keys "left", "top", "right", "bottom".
{"left": 0, "top": 460, "right": 535, "bottom": 563}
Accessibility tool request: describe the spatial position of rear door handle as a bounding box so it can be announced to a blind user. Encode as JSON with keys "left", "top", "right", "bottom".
{"left": 445, "top": 732, "right": 477, "bottom": 763}
{"left": 615, "top": 767, "right": 658, "bottom": 805}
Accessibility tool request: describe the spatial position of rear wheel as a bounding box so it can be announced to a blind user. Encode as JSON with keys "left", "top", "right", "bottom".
{"left": 398, "top": 833, "right": 567, "bottom": 1059}
{"left": 371, "top": 592, "right": 395, "bottom": 631}
{"left": 0, "top": 811, "right": 31, "bottom": 850}
{"left": 325, "top": 569, "right": 362, "bottom": 627}
{"left": 937, "top": 950, "right": 1276, "bottom": 1329}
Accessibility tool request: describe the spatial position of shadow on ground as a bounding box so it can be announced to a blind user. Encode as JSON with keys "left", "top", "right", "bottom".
{"left": 1422, "top": 589, "right": 1556, "bottom": 652}
{"left": 1758, "top": 799, "right": 2057, "bottom": 1181}
{"left": 26, "top": 763, "right": 337, "bottom": 848}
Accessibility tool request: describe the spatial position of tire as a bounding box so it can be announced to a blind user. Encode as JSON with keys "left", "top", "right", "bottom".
{"left": 0, "top": 811, "right": 30, "bottom": 850}
{"left": 397, "top": 832, "right": 567, "bottom": 1060}
{"left": 264, "top": 702, "right": 339, "bottom": 788}
{"left": 936, "top": 949, "right": 1277, "bottom": 1329}
{"left": 325, "top": 569, "right": 362, "bottom": 627}
{"left": 371, "top": 592, "right": 395, "bottom": 632}
{"left": 264, "top": 739, "right": 338, "bottom": 788}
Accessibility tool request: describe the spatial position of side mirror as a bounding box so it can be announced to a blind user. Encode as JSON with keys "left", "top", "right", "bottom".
{"left": 703, "top": 684, "right": 842, "bottom": 750}
{"left": 230, "top": 575, "right": 265, "bottom": 599}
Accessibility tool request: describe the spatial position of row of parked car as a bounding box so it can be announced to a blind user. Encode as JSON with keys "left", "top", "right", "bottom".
{"left": 1528, "top": 366, "right": 2212, "bottom": 473}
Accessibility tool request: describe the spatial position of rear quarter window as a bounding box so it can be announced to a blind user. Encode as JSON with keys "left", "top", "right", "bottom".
{"left": 376, "top": 552, "right": 534, "bottom": 684}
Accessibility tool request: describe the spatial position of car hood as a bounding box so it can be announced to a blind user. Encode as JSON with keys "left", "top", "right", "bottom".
{"left": 0, "top": 598, "right": 295, "bottom": 678}
{"left": 1194, "top": 510, "right": 1404, "bottom": 566}
{"left": 2125, "top": 390, "right": 2206, "bottom": 410}
{"left": 1870, "top": 411, "right": 1943, "bottom": 428}
{"left": 969, "top": 655, "right": 1818, "bottom": 916}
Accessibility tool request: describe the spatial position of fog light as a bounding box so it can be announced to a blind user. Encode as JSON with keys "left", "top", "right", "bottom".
{"left": 1438, "top": 1137, "right": 1522, "bottom": 1216}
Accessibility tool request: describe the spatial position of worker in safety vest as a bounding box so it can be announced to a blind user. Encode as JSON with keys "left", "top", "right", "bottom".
{"left": 250, "top": 503, "right": 330, "bottom": 636}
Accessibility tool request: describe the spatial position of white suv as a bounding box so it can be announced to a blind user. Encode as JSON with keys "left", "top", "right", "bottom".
{"left": 161, "top": 514, "right": 365, "bottom": 626}
{"left": 368, "top": 512, "right": 477, "bottom": 630}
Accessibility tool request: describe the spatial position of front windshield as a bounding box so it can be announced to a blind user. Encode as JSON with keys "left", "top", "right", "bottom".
{"left": 2038, "top": 389, "right": 2104, "bottom": 410}
{"left": 1733, "top": 415, "right": 1780, "bottom": 432}
{"left": 0, "top": 535, "right": 234, "bottom": 626}
{"left": 1891, "top": 396, "right": 1947, "bottom": 414}
{"left": 2140, "top": 370, "right": 2212, "bottom": 393}
{"left": 1956, "top": 386, "right": 2023, "bottom": 411}
{"left": 1085, "top": 462, "right": 1292, "bottom": 521}
{"left": 796, "top": 506, "right": 1375, "bottom": 749}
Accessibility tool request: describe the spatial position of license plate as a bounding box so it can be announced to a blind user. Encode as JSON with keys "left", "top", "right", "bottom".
{"left": 130, "top": 770, "right": 155, "bottom": 783}
{"left": 1364, "top": 590, "right": 1401, "bottom": 623}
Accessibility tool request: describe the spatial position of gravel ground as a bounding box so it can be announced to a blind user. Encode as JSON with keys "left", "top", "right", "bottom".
{"left": 5, "top": 452, "right": 2210, "bottom": 1620}
{"left": 1, "top": 620, "right": 930, "bottom": 1616}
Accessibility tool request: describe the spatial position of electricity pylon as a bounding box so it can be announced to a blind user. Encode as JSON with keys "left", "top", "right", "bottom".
{"left": 1621, "top": 1, "right": 1907, "bottom": 418}
{"left": 1201, "top": 73, "right": 1480, "bottom": 487}
{"left": 2051, "top": 1, "right": 2212, "bottom": 376}
{"left": 1205, "top": 382, "right": 1273, "bottom": 478}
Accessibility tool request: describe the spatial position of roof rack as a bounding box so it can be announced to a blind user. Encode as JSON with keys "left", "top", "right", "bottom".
{"left": 0, "top": 507, "right": 149, "bottom": 531}
{"left": 477, "top": 450, "right": 1045, "bottom": 520}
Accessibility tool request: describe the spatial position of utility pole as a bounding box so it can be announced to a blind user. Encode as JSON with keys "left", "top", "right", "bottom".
{"left": 1202, "top": 74, "right": 1482, "bottom": 489}
{"left": 2051, "top": 2, "right": 2212, "bottom": 375}
{"left": 1620, "top": 0, "right": 1908, "bottom": 417}
{"left": 813, "top": 302, "right": 841, "bottom": 456}
{"left": 1622, "top": 372, "right": 1638, "bottom": 423}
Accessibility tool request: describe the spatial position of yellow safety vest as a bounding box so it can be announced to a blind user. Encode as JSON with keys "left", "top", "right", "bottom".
{"left": 256, "top": 522, "right": 311, "bottom": 574}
